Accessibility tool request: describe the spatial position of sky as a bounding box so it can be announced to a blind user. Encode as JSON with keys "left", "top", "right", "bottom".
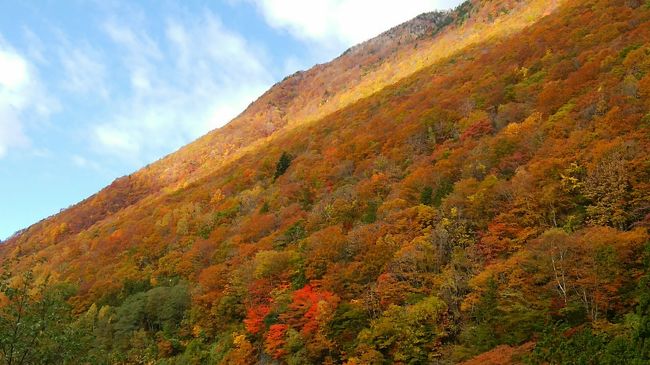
{"left": 0, "top": 0, "right": 462, "bottom": 240}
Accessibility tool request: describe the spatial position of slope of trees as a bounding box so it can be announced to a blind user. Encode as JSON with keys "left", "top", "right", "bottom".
{"left": 1, "top": 0, "right": 649, "bottom": 363}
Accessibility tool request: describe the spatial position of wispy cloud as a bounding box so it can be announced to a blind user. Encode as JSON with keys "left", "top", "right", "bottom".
{"left": 246, "top": 0, "right": 462, "bottom": 53}
{"left": 71, "top": 154, "right": 103, "bottom": 172}
{"left": 0, "top": 40, "right": 57, "bottom": 158}
{"left": 58, "top": 45, "right": 109, "bottom": 98}
{"left": 90, "top": 10, "right": 273, "bottom": 165}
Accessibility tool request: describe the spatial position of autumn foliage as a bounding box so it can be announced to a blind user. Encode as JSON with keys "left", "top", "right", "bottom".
{"left": 1, "top": 0, "right": 650, "bottom": 363}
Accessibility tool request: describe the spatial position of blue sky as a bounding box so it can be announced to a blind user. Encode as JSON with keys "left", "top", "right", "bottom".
{"left": 0, "top": 0, "right": 462, "bottom": 240}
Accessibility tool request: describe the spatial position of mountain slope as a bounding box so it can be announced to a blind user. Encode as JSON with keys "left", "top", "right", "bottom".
{"left": 1, "top": 0, "right": 649, "bottom": 363}
{"left": 2, "top": 0, "right": 560, "bottom": 250}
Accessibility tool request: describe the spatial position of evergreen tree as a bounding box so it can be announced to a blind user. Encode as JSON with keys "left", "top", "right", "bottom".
{"left": 274, "top": 152, "right": 292, "bottom": 180}
{"left": 420, "top": 186, "right": 433, "bottom": 206}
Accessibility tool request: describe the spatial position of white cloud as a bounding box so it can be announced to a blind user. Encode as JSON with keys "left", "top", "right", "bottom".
{"left": 247, "top": 0, "right": 462, "bottom": 50}
{"left": 91, "top": 11, "right": 272, "bottom": 164}
{"left": 71, "top": 154, "right": 103, "bottom": 172}
{"left": 23, "top": 28, "right": 47, "bottom": 65}
{"left": 0, "top": 41, "right": 57, "bottom": 158}
{"left": 0, "top": 107, "right": 29, "bottom": 157}
{"left": 0, "top": 49, "right": 29, "bottom": 89}
{"left": 104, "top": 21, "right": 162, "bottom": 62}
{"left": 59, "top": 46, "right": 108, "bottom": 97}
{"left": 103, "top": 20, "right": 162, "bottom": 94}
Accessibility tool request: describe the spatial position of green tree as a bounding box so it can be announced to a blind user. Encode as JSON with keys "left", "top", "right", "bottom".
{"left": 464, "top": 277, "right": 500, "bottom": 351}
{"left": 527, "top": 242, "right": 650, "bottom": 364}
{"left": 274, "top": 152, "right": 292, "bottom": 180}
{"left": 356, "top": 296, "right": 447, "bottom": 363}
{"left": 0, "top": 267, "right": 86, "bottom": 365}
{"left": 420, "top": 186, "right": 433, "bottom": 206}
{"left": 617, "top": 241, "right": 650, "bottom": 362}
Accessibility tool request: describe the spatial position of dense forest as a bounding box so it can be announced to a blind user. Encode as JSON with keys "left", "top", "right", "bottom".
{"left": 1, "top": 0, "right": 650, "bottom": 363}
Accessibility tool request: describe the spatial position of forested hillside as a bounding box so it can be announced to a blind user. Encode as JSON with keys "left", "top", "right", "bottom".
{"left": 1, "top": 0, "right": 649, "bottom": 363}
